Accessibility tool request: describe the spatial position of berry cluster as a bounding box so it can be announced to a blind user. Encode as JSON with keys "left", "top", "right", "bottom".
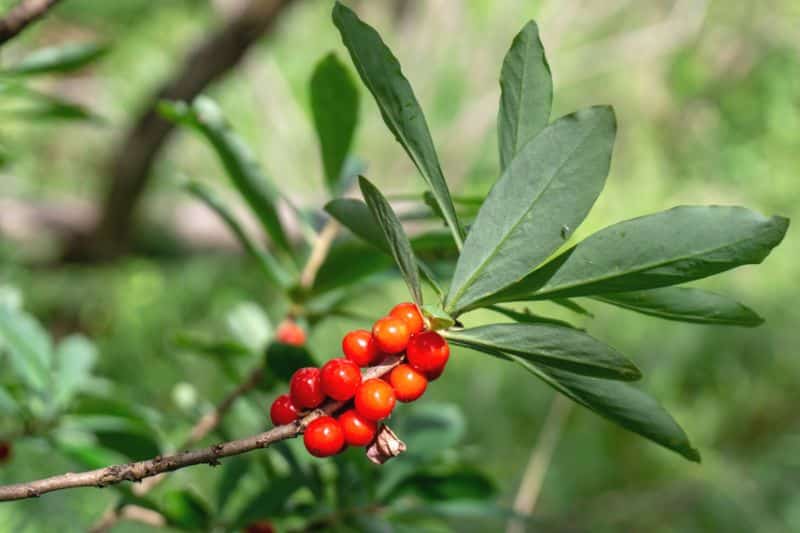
{"left": 269, "top": 303, "right": 450, "bottom": 458}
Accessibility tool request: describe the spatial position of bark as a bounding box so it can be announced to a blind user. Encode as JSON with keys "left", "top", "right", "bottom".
{"left": 0, "top": 0, "right": 63, "bottom": 45}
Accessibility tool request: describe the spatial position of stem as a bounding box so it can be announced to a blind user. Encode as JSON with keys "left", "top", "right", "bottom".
{"left": 0, "top": 0, "right": 63, "bottom": 45}
{"left": 299, "top": 218, "right": 339, "bottom": 290}
{"left": 0, "top": 356, "right": 403, "bottom": 502}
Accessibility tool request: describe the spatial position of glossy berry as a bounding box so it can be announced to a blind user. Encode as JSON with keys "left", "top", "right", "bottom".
{"left": 407, "top": 331, "right": 450, "bottom": 373}
{"left": 303, "top": 416, "right": 345, "bottom": 457}
{"left": 342, "top": 329, "right": 379, "bottom": 367}
{"left": 244, "top": 521, "right": 275, "bottom": 533}
{"left": 425, "top": 364, "right": 446, "bottom": 382}
{"left": 276, "top": 319, "right": 306, "bottom": 346}
{"left": 270, "top": 394, "right": 299, "bottom": 426}
{"left": 338, "top": 408, "right": 378, "bottom": 446}
{"left": 372, "top": 316, "right": 410, "bottom": 354}
{"left": 354, "top": 378, "right": 396, "bottom": 421}
{"left": 389, "top": 302, "right": 425, "bottom": 335}
{"left": 389, "top": 364, "right": 428, "bottom": 402}
{"left": 289, "top": 367, "right": 325, "bottom": 409}
{"left": 0, "top": 441, "right": 10, "bottom": 464}
{"left": 320, "top": 358, "right": 362, "bottom": 401}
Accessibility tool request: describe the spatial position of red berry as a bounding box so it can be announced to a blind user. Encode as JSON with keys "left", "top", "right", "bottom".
{"left": 389, "top": 364, "right": 428, "bottom": 402}
{"left": 354, "top": 378, "right": 396, "bottom": 421}
{"left": 289, "top": 367, "right": 325, "bottom": 409}
{"left": 244, "top": 521, "right": 275, "bottom": 533}
{"left": 407, "top": 331, "right": 450, "bottom": 373}
{"left": 338, "top": 409, "right": 378, "bottom": 446}
{"left": 372, "top": 317, "right": 410, "bottom": 354}
{"left": 320, "top": 358, "right": 362, "bottom": 401}
{"left": 0, "top": 441, "right": 10, "bottom": 464}
{"left": 270, "top": 394, "right": 299, "bottom": 426}
{"left": 303, "top": 415, "right": 345, "bottom": 457}
{"left": 425, "top": 364, "right": 446, "bottom": 382}
{"left": 389, "top": 302, "right": 425, "bottom": 335}
{"left": 342, "top": 329, "right": 379, "bottom": 367}
{"left": 276, "top": 319, "right": 306, "bottom": 346}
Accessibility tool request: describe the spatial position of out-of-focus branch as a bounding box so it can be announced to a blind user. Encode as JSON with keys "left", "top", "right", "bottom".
{"left": 0, "top": 0, "right": 63, "bottom": 45}
{"left": 64, "top": 0, "right": 297, "bottom": 261}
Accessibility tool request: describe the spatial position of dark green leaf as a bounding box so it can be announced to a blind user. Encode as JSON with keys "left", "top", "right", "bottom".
{"left": 264, "top": 341, "right": 316, "bottom": 382}
{"left": 333, "top": 3, "right": 465, "bottom": 248}
{"left": 445, "top": 323, "right": 640, "bottom": 381}
{"left": 517, "top": 359, "right": 700, "bottom": 461}
{"left": 232, "top": 477, "right": 302, "bottom": 529}
{"left": 0, "top": 306, "right": 52, "bottom": 392}
{"left": 310, "top": 52, "right": 360, "bottom": 194}
{"left": 488, "top": 206, "right": 789, "bottom": 306}
{"left": 486, "top": 305, "right": 579, "bottom": 330}
{"left": 159, "top": 98, "right": 294, "bottom": 257}
{"left": 591, "top": 287, "right": 764, "bottom": 326}
{"left": 325, "top": 198, "right": 389, "bottom": 253}
{"left": 359, "top": 176, "right": 423, "bottom": 305}
{"left": 185, "top": 180, "right": 291, "bottom": 287}
{"left": 446, "top": 106, "right": 616, "bottom": 315}
{"left": 161, "top": 490, "right": 212, "bottom": 530}
{"left": 552, "top": 298, "right": 593, "bottom": 317}
{"left": 216, "top": 456, "right": 251, "bottom": 512}
{"left": 2, "top": 98, "right": 98, "bottom": 122}
{"left": 498, "top": 20, "right": 552, "bottom": 171}
{"left": 173, "top": 331, "right": 253, "bottom": 358}
{"left": 394, "top": 403, "right": 466, "bottom": 457}
{"left": 388, "top": 467, "right": 495, "bottom": 502}
{"left": 2, "top": 42, "right": 107, "bottom": 76}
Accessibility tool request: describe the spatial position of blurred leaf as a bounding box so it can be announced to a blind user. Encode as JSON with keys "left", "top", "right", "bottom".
{"left": 0, "top": 387, "right": 19, "bottom": 415}
{"left": 551, "top": 298, "right": 593, "bottom": 317}
{"left": 0, "top": 306, "right": 52, "bottom": 392}
{"left": 2, "top": 42, "right": 107, "bottom": 76}
{"left": 445, "top": 323, "right": 640, "bottom": 381}
{"left": 173, "top": 331, "right": 252, "bottom": 357}
{"left": 333, "top": 3, "right": 465, "bottom": 248}
{"left": 388, "top": 467, "right": 495, "bottom": 502}
{"left": 488, "top": 206, "right": 790, "bottom": 305}
{"left": 52, "top": 334, "right": 97, "bottom": 410}
{"left": 517, "top": 358, "right": 700, "bottom": 461}
{"left": 216, "top": 456, "right": 251, "bottom": 512}
{"left": 359, "top": 176, "right": 423, "bottom": 305}
{"left": 185, "top": 180, "right": 291, "bottom": 287}
{"left": 55, "top": 439, "right": 128, "bottom": 470}
{"left": 395, "top": 403, "right": 466, "bottom": 457}
{"left": 159, "top": 98, "right": 294, "bottom": 258}
{"left": 446, "top": 106, "right": 616, "bottom": 315}
{"left": 591, "top": 287, "right": 764, "bottom": 326}
{"left": 264, "top": 341, "right": 315, "bottom": 382}
{"left": 161, "top": 490, "right": 212, "bottom": 531}
{"left": 231, "top": 477, "right": 302, "bottom": 529}
{"left": 226, "top": 301, "right": 273, "bottom": 353}
{"left": 2, "top": 98, "right": 97, "bottom": 122}
{"left": 310, "top": 52, "right": 360, "bottom": 194}
{"left": 311, "top": 240, "right": 393, "bottom": 296}
{"left": 498, "top": 20, "right": 552, "bottom": 171}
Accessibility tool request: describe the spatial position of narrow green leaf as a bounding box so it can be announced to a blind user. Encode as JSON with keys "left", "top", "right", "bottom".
{"left": 552, "top": 298, "right": 593, "bottom": 317}
{"left": 486, "top": 305, "right": 579, "bottom": 330}
{"left": 2, "top": 42, "right": 107, "bottom": 76}
{"left": 232, "top": 477, "right": 302, "bottom": 529}
{"left": 333, "top": 2, "right": 465, "bottom": 248}
{"left": 216, "top": 456, "right": 251, "bottom": 512}
{"left": 185, "top": 181, "right": 291, "bottom": 287}
{"left": 591, "top": 287, "right": 764, "bottom": 326}
{"left": 486, "top": 206, "right": 790, "bottom": 306}
{"left": 173, "top": 331, "right": 252, "bottom": 358}
{"left": 444, "top": 323, "right": 640, "bottom": 381}
{"left": 0, "top": 306, "right": 52, "bottom": 392}
{"left": 358, "top": 176, "right": 423, "bottom": 305}
{"left": 161, "top": 490, "right": 212, "bottom": 530}
{"left": 310, "top": 52, "right": 360, "bottom": 194}
{"left": 498, "top": 20, "right": 552, "bottom": 171}
{"left": 388, "top": 467, "right": 496, "bottom": 502}
{"left": 446, "top": 106, "right": 616, "bottom": 314}
{"left": 52, "top": 334, "right": 97, "bottom": 409}
{"left": 325, "top": 198, "right": 389, "bottom": 253}
{"left": 264, "top": 342, "right": 316, "bottom": 383}
{"left": 517, "top": 359, "right": 700, "bottom": 461}
{"left": 159, "top": 98, "right": 294, "bottom": 258}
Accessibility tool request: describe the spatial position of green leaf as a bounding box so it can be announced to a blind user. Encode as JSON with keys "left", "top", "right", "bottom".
{"left": 498, "top": 20, "right": 552, "bottom": 171}
{"left": 517, "top": 359, "right": 700, "bottom": 461}
{"left": 486, "top": 305, "right": 579, "bottom": 330}
{"left": 0, "top": 387, "right": 19, "bottom": 415}
{"left": 388, "top": 467, "right": 495, "bottom": 502}
{"left": 52, "top": 334, "right": 97, "bottom": 410}
{"left": 231, "top": 477, "right": 302, "bottom": 529}
{"left": 161, "top": 490, "right": 212, "bottom": 531}
{"left": 591, "top": 287, "right": 764, "bottom": 326}
{"left": 394, "top": 403, "right": 466, "bottom": 457}
{"left": 159, "top": 98, "right": 294, "bottom": 258}
{"left": 552, "top": 298, "right": 593, "bottom": 317}
{"left": 487, "top": 206, "right": 790, "bottom": 306}
{"left": 333, "top": 2, "right": 465, "bottom": 248}
{"left": 2, "top": 97, "right": 98, "bottom": 122}
{"left": 0, "top": 306, "right": 52, "bottom": 392}
{"left": 264, "top": 341, "right": 316, "bottom": 383}
{"left": 216, "top": 456, "right": 251, "bottom": 512}
{"left": 185, "top": 180, "right": 291, "bottom": 287}
{"left": 310, "top": 52, "right": 360, "bottom": 194}
{"left": 444, "top": 323, "right": 640, "bottom": 381}
{"left": 173, "top": 331, "right": 252, "bottom": 358}
{"left": 446, "top": 106, "right": 616, "bottom": 315}
{"left": 2, "top": 42, "right": 107, "bottom": 76}
{"left": 359, "top": 176, "right": 423, "bottom": 305}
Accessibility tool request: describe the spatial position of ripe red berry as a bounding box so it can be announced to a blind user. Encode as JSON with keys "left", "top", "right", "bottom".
{"left": 342, "top": 329, "right": 379, "bottom": 367}
{"left": 289, "top": 367, "right": 325, "bottom": 409}
{"left": 320, "top": 358, "right": 362, "bottom": 401}
{"left": 276, "top": 319, "right": 306, "bottom": 346}
{"left": 389, "top": 302, "right": 425, "bottom": 335}
{"left": 388, "top": 364, "right": 428, "bottom": 402}
{"left": 354, "top": 378, "right": 396, "bottom": 421}
{"left": 338, "top": 408, "right": 378, "bottom": 446}
{"left": 372, "top": 316, "right": 410, "bottom": 354}
{"left": 0, "top": 441, "right": 11, "bottom": 464}
{"left": 425, "top": 364, "right": 446, "bottom": 382}
{"left": 303, "top": 415, "right": 345, "bottom": 457}
{"left": 244, "top": 520, "right": 275, "bottom": 533}
{"left": 270, "top": 394, "right": 299, "bottom": 426}
{"left": 407, "top": 331, "right": 450, "bottom": 373}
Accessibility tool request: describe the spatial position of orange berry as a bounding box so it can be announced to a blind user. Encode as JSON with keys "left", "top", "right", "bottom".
{"left": 372, "top": 316, "right": 410, "bottom": 354}
{"left": 389, "top": 302, "right": 425, "bottom": 335}
{"left": 388, "top": 363, "right": 428, "bottom": 402}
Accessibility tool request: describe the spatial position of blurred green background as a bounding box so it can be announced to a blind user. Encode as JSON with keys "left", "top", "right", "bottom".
{"left": 0, "top": 0, "right": 798, "bottom": 531}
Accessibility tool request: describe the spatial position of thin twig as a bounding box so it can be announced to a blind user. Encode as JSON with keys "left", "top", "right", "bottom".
{"left": 299, "top": 218, "right": 339, "bottom": 290}
{"left": 0, "top": 0, "right": 63, "bottom": 45}
{"left": 506, "top": 394, "right": 572, "bottom": 533}
{"left": 0, "top": 356, "right": 403, "bottom": 502}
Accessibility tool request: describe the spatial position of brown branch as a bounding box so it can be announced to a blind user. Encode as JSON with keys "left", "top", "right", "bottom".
{"left": 0, "top": 0, "right": 63, "bottom": 45}
{"left": 0, "top": 355, "right": 403, "bottom": 502}
{"left": 299, "top": 219, "right": 339, "bottom": 289}
{"left": 64, "top": 0, "right": 297, "bottom": 261}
